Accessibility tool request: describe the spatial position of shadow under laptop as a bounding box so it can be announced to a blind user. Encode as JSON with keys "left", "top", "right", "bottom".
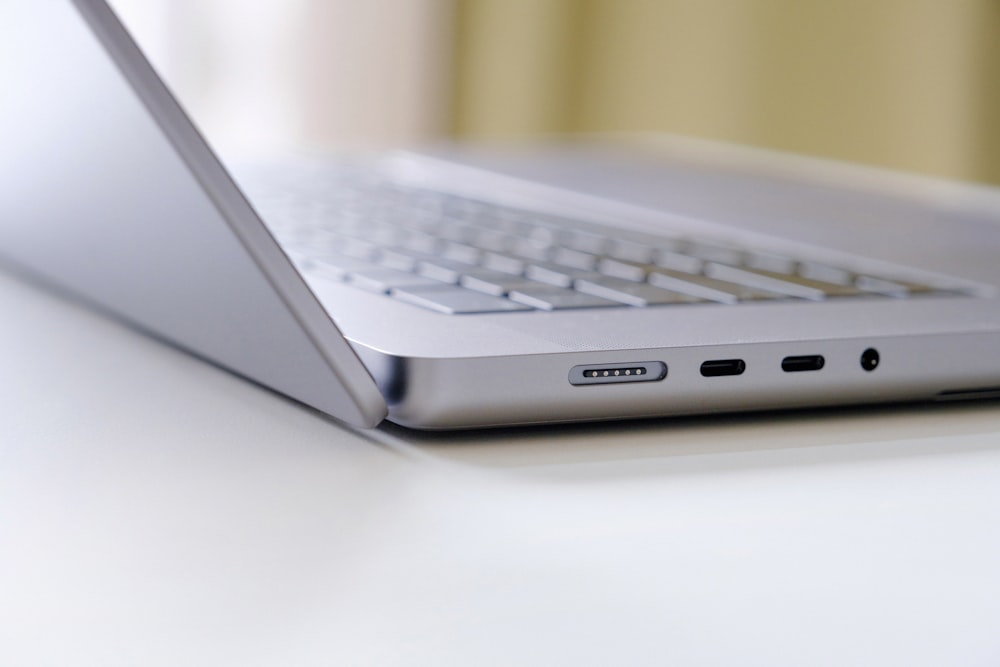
{"left": 372, "top": 399, "right": 1000, "bottom": 480}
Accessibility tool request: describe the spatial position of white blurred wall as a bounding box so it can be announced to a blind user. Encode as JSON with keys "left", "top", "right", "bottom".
{"left": 110, "top": 0, "right": 453, "bottom": 157}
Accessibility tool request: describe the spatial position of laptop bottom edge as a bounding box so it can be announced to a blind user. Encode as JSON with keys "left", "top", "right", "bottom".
{"left": 353, "top": 331, "right": 1000, "bottom": 430}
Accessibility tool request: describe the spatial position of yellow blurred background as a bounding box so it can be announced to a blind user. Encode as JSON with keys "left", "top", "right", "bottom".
{"left": 451, "top": 0, "right": 1000, "bottom": 186}
{"left": 108, "top": 0, "right": 1000, "bottom": 186}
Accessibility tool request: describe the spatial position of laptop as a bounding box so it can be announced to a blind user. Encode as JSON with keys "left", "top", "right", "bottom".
{"left": 3, "top": 0, "right": 1000, "bottom": 430}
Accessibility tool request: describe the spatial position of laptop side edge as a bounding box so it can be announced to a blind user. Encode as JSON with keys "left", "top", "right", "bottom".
{"left": 0, "top": 0, "right": 387, "bottom": 428}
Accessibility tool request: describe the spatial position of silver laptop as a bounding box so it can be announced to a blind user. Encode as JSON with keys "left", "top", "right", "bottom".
{"left": 3, "top": 0, "right": 1000, "bottom": 430}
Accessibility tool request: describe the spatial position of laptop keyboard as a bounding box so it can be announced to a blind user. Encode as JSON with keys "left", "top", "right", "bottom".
{"left": 257, "top": 182, "right": 953, "bottom": 314}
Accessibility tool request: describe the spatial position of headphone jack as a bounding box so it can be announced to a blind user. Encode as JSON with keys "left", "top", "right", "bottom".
{"left": 861, "top": 348, "right": 880, "bottom": 372}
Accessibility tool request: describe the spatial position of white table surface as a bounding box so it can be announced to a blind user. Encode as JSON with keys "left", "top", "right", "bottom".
{"left": 3, "top": 268, "right": 1000, "bottom": 666}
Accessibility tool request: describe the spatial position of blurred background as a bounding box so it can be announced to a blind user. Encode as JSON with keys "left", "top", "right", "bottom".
{"left": 108, "top": 0, "right": 1000, "bottom": 185}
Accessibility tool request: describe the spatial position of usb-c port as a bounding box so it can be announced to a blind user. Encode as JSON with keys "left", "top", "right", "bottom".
{"left": 700, "top": 359, "right": 746, "bottom": 377}
{"left": 781, "top": 355, "right": 825, "bottom": 372}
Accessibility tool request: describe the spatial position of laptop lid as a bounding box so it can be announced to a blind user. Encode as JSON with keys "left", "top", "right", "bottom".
{"left": 0, "top": 0, "right": 387, "bottom": 428}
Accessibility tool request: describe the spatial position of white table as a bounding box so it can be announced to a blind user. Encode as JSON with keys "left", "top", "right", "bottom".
{"left": 3, "top": 269, "right": 1000, "bottom": 666}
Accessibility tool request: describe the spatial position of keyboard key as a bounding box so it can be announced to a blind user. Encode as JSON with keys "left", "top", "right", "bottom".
{"left": 441, "top": 242, "right": 482, "bottom": 264}
{"left": 471, "top": 229, "right": 517, "bottom": 253}
{"left": 564, "top": 231, "right": 609, "bottom": 254}
{"left": 856, "top": 275, "right": 935, "bottom": 296}
{"left": 745, "top": 252, "right": 797, "bottom": 274}
{"left": 798, "top": 262, "right": 853, "bottom": 285}
{"left": 356, "top": 224, "right": 401, "bottom": 246}
{"left": 648, "top": 270, "right": 789, "bottom": 304}
{"left": 608, "top": 239, "right": 654, "bottom": 264}
{"left": 506, "top": 238, "right": 549, "bottom": 261}
{"left": 376, "top": 247, "right": 433, "bottom": 271}
{"left": 681, "top": 242, "right": 744, "bottom": 265}
{"left": 482, "top": 253, "right": 526, "bottom": 275}
{"left": 460, "top": 271, "right": 543, "bottom": 296}
{"left": 575, "top": 278, "right": 703, "bottom": 307}
{"left": 551, "top": 247, "right": 599, "bottom": 270}
{"left": 653, "top": 250, "right": 703, "bottom": 274}
{"left": 437, "top": 221, "right": 479, "bottom": 243}
{"left": 597, "top": 258, "right": 648, "bottom": 282}
{"left": 347, "top": 269, "right": 443, "bottom": 294}
{"left": 704, "top": 264, "right": 829, "bottom": 301}
{"left": 416, "top": 259, "right": 476, "bottom": 284}
{"left": 525, "top": 263, "right": 602, "bottom": 288}
{"left": 399, "top": 230, "right": 442, "bottom": 254}
{"left": 337, "top": 237, "right": 380, "bottom": 260}
{"left": 508, "top": 287, "right": 621, "bottom": 310}
{"left": 717, "top": 265, "right": 864, "bottom": 297}
{"left": 392, "top": 286, "right": 533, "bottom": 314}
{"left": 526, "top": 226, "right": 561, "bottom": 246}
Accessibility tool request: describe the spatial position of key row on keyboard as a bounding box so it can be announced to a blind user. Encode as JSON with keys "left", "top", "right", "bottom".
{"left": 286, "top": 219, "right": 938, "bottom": 292}
{"left": 265, "top": 186, "right": 751, "bottom": 261}
{"left": 275, "top": 202, "right": 944, "bottom": 301}
{"left": 290, "top": 246, "right": 942, "bottom": 314}
{"left": 262, "top": 185, "right": 950, "bottom": 314}
{"left": 281, "top": 223, "right": 894, "bottom": 293}
{"left": 283, "top": 213, "right": 722, "bottom": 269}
